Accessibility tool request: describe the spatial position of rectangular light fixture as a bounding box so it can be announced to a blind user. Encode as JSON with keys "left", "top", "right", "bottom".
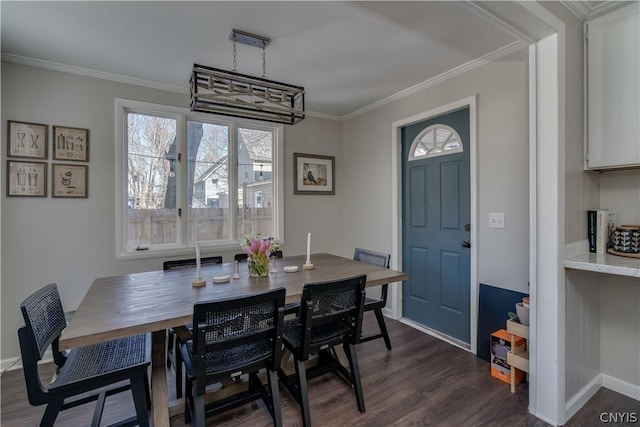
{"left": 190, "top": 63, "right": 305, "bottom": 125}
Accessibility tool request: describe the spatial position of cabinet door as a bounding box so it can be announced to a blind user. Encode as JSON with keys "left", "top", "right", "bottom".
{"left": 587, "top": 3, "right": 640, "bottom": 169}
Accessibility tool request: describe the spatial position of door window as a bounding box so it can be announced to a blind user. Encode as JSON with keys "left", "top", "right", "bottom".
{"left": 408, "top": 124, "right": 463, "bottom": 161}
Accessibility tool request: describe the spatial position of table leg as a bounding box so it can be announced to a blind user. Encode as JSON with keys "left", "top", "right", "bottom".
{"left": 151, "top": 330, "right": 170, "bottom": 427}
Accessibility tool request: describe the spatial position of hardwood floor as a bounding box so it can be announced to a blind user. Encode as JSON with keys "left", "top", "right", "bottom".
{"left": 2, "top": 316, "right": 638, "bottom": 426}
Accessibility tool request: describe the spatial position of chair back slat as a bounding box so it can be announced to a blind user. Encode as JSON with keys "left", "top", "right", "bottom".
{"left": 297, "top": 275, "right": 366, "bottom": 357}
{"left": 20, "top": 283, "right": 66, "bottom": 360}
{"left": 163, "top": 256, "right": 223, "bottom": 271}
{"left": 192, "top": 288, "right": 286, "bottom": 390}
{"left": 353, "top": 248, "right": 390, "bottom": 268}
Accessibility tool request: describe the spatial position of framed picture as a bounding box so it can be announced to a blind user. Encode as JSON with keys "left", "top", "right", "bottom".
{"left": 52, "top": 163, "right": 88, "bottom": 198}
{"left": 7, "top": 121, "right": 48, "bottom": 159}
{"left": 293, "top": 153, "right": 335, "bottom": 195}
{"left": 6, "top": 160, "right": 47, "bottom": 197}
{"left": 53, "top": 125, "right": 89, "bottom": 162}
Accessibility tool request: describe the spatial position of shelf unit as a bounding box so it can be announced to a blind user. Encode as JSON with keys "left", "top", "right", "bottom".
{"left": 506, "top": 319, "right": 529, "bottom": 393}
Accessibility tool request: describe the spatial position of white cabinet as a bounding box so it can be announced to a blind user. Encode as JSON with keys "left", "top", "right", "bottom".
{"left": 586, "top": 3, "right": 640, "bottom": 170}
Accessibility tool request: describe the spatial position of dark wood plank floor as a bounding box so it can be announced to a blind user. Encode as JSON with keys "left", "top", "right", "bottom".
{"left": 2, "top": 316, "right": 638, "bottom": 426}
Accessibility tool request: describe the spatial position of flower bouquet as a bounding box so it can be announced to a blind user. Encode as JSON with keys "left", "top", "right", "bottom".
{"left": 241, "top": 234, "right": 280, "bottom": 277}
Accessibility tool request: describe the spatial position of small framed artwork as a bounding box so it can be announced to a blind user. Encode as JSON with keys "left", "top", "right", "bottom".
{"left": 293, "top": 153, "right": 335, "bottom": 195}
{"left": 52, "top": 163, "right": 88, "bottom": 198}
{"left": 6, "top": 160, "right": 47, "bottom": 197}
{"left": 7, "top": 121, "right": 48, "bottom": 159}
{"left": 53, "top": 125, "right": 89, "bottom": 162}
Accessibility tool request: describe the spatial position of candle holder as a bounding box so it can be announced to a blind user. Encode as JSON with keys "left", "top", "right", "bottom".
{"left": 232, "top": 260, "right": 241, "bottom": 279}
{"left": 269, "top": 256, "right": 277, "bottom": 273}
{"left": 192, "top": 276, "right": 206, "bottom": 287}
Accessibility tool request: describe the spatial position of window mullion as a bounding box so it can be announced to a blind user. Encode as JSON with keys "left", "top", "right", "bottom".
{"left": 177, "top": 115, "right": 188, "bottom": 246}
{"left": 228, "top": 123, "right": 239, "bottom": 242}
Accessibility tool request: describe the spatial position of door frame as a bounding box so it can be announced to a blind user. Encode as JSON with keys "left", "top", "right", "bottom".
{"left": 390, "top": 95, "right": 478, "bottom": 355}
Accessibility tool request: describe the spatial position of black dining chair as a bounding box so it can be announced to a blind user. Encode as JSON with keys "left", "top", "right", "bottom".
{"left": 234, "top": 253, "right": 249, "bottom": 262}
{"left": 353, "top": 248, "right": 392, "bottom": 350}
{"left": 18, "top": 283, "right": 151, "bottom": 427}
{"left": 278, "top": 274, "right": 367, "bottom": 427}
{"left": 180, "top": 288, "right": 286, "bottom": 427}
{"left": 163, "top": 255, "right": 223, "bottom": 399}
{"left": 235, "top": 251, "right": 282, "bottom": 262}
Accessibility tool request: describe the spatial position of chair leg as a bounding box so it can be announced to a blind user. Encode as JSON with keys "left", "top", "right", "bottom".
{"left": 343, "top": 342, "right": 365, "bottom": 413}
{"left": 130, "top": 372, "right": 150, "bottom": 427}
{"left": 268, "top": 369, "right": 282, "bottom": 427}
{"left": 144, "top": 371, "right": 151, "bottom": 410}
{"left": 166, "top": 330, "right": 174, "bottom": 369}
{"left": 175, "top": 342, "right": 183, "bottom": 399}
{"left": 39, "top": 399, "right": 63, "bottom": 427}
{"left": 373, "top": 307, "right": 392, "bottom": 350}
{"left": 193, "top": 391, "right": 206, "bottom": 427}
{"left": 184, "top": 378, "right": 193, "bottom": 424}
{"left": 294, "top": 358, "right": 311, "bottom": 427}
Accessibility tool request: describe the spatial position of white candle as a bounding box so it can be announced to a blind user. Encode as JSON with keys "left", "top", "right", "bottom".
{"left": 306, "top": 233, "right": 311, "bottom": 264}
{"left": 195, "top": 241, "right": 201, "bottom": 276}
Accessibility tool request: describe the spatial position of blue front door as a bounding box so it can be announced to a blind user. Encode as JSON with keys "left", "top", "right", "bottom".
{"left": 401, "top": 107, "right": 471, "bottom": 343}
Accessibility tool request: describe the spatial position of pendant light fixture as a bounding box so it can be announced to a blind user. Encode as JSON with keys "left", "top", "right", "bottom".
{"left": 190, "top": 29, "right": 305, "bottom": 125}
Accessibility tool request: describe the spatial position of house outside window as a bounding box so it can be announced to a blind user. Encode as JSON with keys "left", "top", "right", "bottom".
{"left": 115, "top": 99, "right": 283, "bottom": 258}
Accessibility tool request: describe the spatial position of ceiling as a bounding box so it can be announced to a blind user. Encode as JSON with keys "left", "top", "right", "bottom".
{"left": 1, "top": 1, "right": 536, "bottom": 118}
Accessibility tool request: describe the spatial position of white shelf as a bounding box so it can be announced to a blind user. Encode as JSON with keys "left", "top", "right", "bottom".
{"left": 564, "top": 252, "right": 640, "bottom": 278}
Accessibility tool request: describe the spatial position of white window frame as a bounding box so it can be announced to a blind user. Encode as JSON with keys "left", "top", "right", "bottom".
{"left": 114, "top": 98, "right": 284, "bottom": 259}
{"left": 408, "top": 124, "right": 464, "bottom": 161}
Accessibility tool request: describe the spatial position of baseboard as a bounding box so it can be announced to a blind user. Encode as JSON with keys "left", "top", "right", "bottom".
{"left": 399, "top": 317, "right": 471, "bottom": 352}
{"left": 1, "top": 357, "right": 22, "bottom": 373}
{"left": 1, "top": 351, "right": 54, "bottom": 374}
{"left": 565, "top": 374, "right": 603, "bottom": 422}
{"left": 602, "top": 374, "right": 640, "bottom": 401}
{"left": 531, "top": 412, "right": 560, "bottom": 427}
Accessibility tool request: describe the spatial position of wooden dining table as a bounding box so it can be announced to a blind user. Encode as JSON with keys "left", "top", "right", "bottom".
{"left": 59, "top": 253, "right": 407, "bottom": 427}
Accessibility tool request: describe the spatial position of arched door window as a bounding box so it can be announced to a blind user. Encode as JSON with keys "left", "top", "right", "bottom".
{"left": 408, "top": 124, "right": 463, "bottom": 161}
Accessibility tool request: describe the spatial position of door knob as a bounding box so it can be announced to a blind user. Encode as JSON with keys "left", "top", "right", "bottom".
{"left": 461, "top": 241, "right": 471, "bottom": 248}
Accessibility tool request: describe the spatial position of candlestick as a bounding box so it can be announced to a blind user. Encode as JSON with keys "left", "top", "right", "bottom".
{"left": 195, "top": 241, "right": 202, "bottom": 278}
{"left": 233, "top": 260, "right": 241, "bottom": 279}
{"left": 304, "top": 232, "right": 314, "bottom": 269}
{"left": 192, "top": 241, "right": 205, "bottom": 286}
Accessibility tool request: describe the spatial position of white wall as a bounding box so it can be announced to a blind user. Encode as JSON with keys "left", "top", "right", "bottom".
{"left": 341, "top": 49, "right": 530, "bottom": 295}
{"left": 0, "top": 62, "right": 343, "bottom": 364}
{"left": 600, "top": 275, "right": 640, "bottom": 390}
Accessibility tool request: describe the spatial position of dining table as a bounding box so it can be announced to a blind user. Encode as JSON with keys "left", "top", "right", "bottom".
{"left": 59, "top": 252, "right": 408, "bottom": 427}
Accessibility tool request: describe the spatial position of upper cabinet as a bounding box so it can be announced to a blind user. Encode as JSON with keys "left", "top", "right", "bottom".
{"left": 586, "top": 3, "right": 640, "bottom": 170}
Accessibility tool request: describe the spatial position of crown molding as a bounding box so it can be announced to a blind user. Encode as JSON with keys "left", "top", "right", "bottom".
{"left": 559, "top": 0, "right": 591, "bottom": 21}
{"left": 343, "top": 40, "right": 526, "bottom": 121}
{"left": 304, "top": 110, "right": 343, "bottom": 122}
{"left": 1, "top": 52, "right": 340, "bottom": 121}
{"left": 560, "top": 0, "right": 635, "bottom": 21}
{"left": 1, "top": 52, "right": 189, "bottom": 94}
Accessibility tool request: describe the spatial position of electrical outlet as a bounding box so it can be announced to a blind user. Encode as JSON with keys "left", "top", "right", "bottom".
{"left": 489, "top": 212, "right": 505, "bottom": 229}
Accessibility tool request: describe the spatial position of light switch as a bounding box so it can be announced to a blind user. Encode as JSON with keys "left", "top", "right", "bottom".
{"left": 489, "top": 212, "right": 505, "bottom": 229}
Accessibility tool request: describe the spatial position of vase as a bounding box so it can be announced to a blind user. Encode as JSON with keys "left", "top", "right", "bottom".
{"left": 248, "top": 257, "right": 269, "bottom": 277}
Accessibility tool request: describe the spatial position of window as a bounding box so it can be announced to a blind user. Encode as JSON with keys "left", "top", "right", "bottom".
{"left": 115, "top": 99, "right": 283, "bottom": 258}
{"left": 408, "top": 124, "right": 463, "bottom": 161}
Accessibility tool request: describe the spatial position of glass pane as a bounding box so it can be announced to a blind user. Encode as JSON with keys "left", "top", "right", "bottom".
{"left": 410, "top": 124, "right": 463, "bottom": 161}
{"left": 236, "top": 127, "right": 274, "bottom": 239}
{"left": 187, "top": 121, "right": 230, "bottom": 242}
{"left": 126, "top": 113, "right": 178, "bottom": 249}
